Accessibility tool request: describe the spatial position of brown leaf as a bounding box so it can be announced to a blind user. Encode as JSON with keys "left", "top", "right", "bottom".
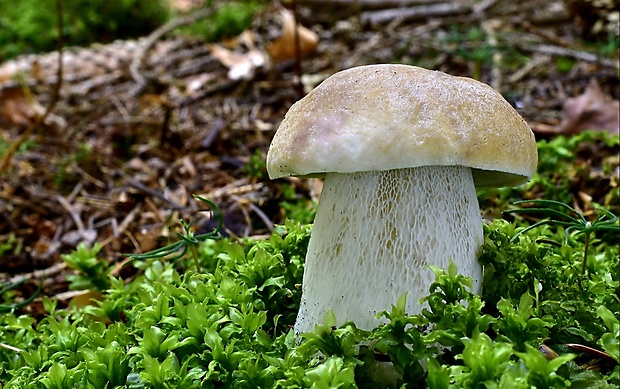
{"left": 70, "top": 290, "right": 104, "bottom": 309}
{"left": 68, "top": 290, "right": 111, "bottom": 324}
{"left": 168, "top": 0, "right": 204, "bottom": 12}
{"left": 0, "top": 86, "right": 66, "bottom": 130}
{"left": 266, "top": 8, "right": 319, "bottom": 63}
{"left": 567, "top": 343, "right": 618, "bottom": 365}
{"left": 208, "top": 42, "right": 267, "bottom": 81}
{"left": 560, "top": 79, "right": 620, "bottom": 134}
{"left": 0, "top": 87, "right": 46, "bottom": 127}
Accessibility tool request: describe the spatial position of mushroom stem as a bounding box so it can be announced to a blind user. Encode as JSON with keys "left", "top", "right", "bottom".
{"left": 294, "top": 165, "right": 483, "bottom": 334}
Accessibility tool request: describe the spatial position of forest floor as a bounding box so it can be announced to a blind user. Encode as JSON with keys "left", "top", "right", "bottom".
{"left": 0, "top": 0, "right": 618, "bottom": 311}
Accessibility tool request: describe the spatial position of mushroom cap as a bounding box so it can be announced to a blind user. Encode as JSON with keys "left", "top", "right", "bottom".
{"left": 266, "top": 64, "right": 538, "bottom": 187}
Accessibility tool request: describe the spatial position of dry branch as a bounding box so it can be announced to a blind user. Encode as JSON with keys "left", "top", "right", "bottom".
{"left": 294, "top": 0, "right": 446, "bottom": 9}
{"left": 524, "top": 44, "right": 619, "bottom": 70}
{"left": 0, "top": 0, "right": 64, "bottom": 175}
{"left": 360, "top": 2, "right": 472, "bottom": 24}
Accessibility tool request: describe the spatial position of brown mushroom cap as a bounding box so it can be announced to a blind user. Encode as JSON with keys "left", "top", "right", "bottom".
{"left": 267, "top": 64, "right": 538, "bottom": 187}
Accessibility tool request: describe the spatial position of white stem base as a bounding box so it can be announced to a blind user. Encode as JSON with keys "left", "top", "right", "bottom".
{"left": 294, "top": 166, "right": 483, "bottom": 334}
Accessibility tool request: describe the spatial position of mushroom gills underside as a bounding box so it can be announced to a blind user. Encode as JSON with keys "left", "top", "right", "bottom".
{"left": 294, "top": 165, "right": 483, "bottom": 334}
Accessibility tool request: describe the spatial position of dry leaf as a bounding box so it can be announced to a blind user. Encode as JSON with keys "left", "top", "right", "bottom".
{"left": 164, "top": 183, "right": 188, "bottom": 205}
{"left": 0, "top": 87, "right": 46, "bottom": 127}
{"left": 61, "top": 229, "right": 97, "bottom": 246}
{"left": 0, "top": 62, "right": 21, "bottom": 84}
{"left": 69, "top": 290, "right": 111, "bottom": 323}
{"left": 266, "top": 8, "right": 319, "bottom": 63}
{"left": 560, "top": 79, "right": 620, "bottom": 134}
{"left": 136, "top": 229, "right": 162, "bottom": 253}
{"left": 209, "top": 7, "right": 319, "bottom": 79}
{"left": 0, "top": 87, "right": 66, "bottom": 130}
{"left": 70, "top": 290, "right": 104, "bottom": 309}
{"left": 168, "top": 0, "right": 204, "bottom": 12}
{"left": 208, "top": 42, "right": 267, "bottom": 81}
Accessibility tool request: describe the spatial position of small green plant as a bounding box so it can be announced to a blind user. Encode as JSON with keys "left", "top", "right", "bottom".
{"left": 54, "top": 142, "right": 96, "bottom": 189}
{"left": 477, "top": 131, "right": 619, "bottom": 215}
{"left": 1, "top": 132, "right": 618, "bottom": 387}
{"left": 0, "top": 233, "right": 23, "bottom": 258}
{"left": 554, "top": 57, "right": 576, "bottom": 73}
{"left": 243, "top": 149, "right": 267, "bottom": 180}
{"left": 126, "top": 195, "right": 223, "bottom": 272}
{"left": 279, "top": 184, "right": 317, "bottom": 225}
{"left": 597, "top": 305, "right": 620, "bottom": 364}
{"left": 0, "top": 136, "right": 35, "bottom": 159}
{"left": 592, "top": 29, "right": 620, "bottom": 58}
{"left": 493, "top": 292, "right": 553, "bottom": 352}
{"left": 0, "top": 227, "right": 616, "bottom": 387}
{"left": 178, "top": 1, "right": 263, "bottom": 42}
{"left": 505, "top": 199, "right": 620, "bottom": 275}
{"left": 442, "top": 27, "right": 489, "bottom": 54}
{"left": 440, "top": 26, "right": 495, "bottom": 80}
{"left": 62, "top": 242, "right": 111, "bottom": 291}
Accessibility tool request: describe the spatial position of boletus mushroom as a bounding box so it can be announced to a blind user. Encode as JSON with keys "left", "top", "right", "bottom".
{"left": 266, "top": 64, "right": 537, "bottom": 334}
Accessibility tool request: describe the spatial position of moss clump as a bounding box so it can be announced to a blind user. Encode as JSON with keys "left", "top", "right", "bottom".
{"left": 0, "top": 0, "right": 171, "bottom": 60}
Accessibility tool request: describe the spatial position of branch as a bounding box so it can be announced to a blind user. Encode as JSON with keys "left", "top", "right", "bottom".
{"left": 360, "top": 2, "right": 471, "bottom": 24}
{"left": 294, "top": 0, "right": 446, "bottom": 9}
{"left": 0, "top": 0, "right": 64, "bottom": 176}
{"left": 521, "top": 44, "right": 619, "bottom": 70}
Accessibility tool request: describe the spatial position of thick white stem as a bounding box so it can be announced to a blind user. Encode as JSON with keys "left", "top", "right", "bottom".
{"left": 294, "top": 165, "right": 483, "bottom": 334}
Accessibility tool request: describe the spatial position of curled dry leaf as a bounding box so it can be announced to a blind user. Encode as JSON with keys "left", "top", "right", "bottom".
{"left": 560, "top": 79, "right": 620, "bottom": 134}
{"left": 168, "top": 0, "right": 205, "bottom": 12}
{"left": 539, "top": 344, "right": 560, "bottom": 360}
{"left": 0, "top": 87, "right": 66, "bottom": 130}
{"left": 209, "top": 7, "right": 319, "bottom": 80}
{"left": 0, "top": 87, "right": 45, "bottom": 127}
{"left": 266, "top": 8, "right": 319, "bottom": 63}
{"left": 208, "top": 36, "right": 268, "bottom": 81}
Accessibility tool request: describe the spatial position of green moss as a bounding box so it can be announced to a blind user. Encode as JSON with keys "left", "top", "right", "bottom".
{"left": 0, "top": 133, "right": 617, "bottom": 387}
{"left": 0, "top": 0, "right": 171, "bottom": 60}
{"left": 177, "top": 1, "right": 263, "bottom": 42}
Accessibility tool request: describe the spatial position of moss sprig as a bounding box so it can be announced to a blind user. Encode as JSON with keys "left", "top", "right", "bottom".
{"left": 504, "top": 199, "right": 619, "bottom": 275}
{"left": 125, "top": 195, "right": 223, "bottom": 272}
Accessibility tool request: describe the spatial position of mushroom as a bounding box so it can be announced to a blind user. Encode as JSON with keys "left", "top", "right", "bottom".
{"left": 266, "top": 64, "right": 537, "bottom": 334}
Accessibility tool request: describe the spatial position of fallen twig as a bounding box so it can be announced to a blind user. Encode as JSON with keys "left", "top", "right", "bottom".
{"left": 296, "top": 0, "right": 446, "bottom": 9}
{"left": 7, "top": 262, "right": 66, "bottom": 286}
{"left": 360, "top": 2, "right": 471, "bottom": 24}
{"left": 523, "top": 44, "right": 619, "bottom": 70}
{"left": 507, "top": 54, "right": 551, "bottom": 84}
{"left": 483, "top": 19, "right": 502, "bottom": 91}
{"left": 0, "top": 0, "right": 64, "bottom": 175}
{"left": 517, "top": 20, "right": 579, "bottom": 48}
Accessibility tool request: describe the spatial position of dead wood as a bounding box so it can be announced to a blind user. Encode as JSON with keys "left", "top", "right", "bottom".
{"left": 0, "top": 0, "right": 64, "bottom": 175}
{"left": 524, "top": 44, "right": 619, "bottom": 70}
{"left": 360, "top": 2, "right": 472, "bottom": 24}
{"left": 294, "top": 0, "right": 447, "bottom": 9}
